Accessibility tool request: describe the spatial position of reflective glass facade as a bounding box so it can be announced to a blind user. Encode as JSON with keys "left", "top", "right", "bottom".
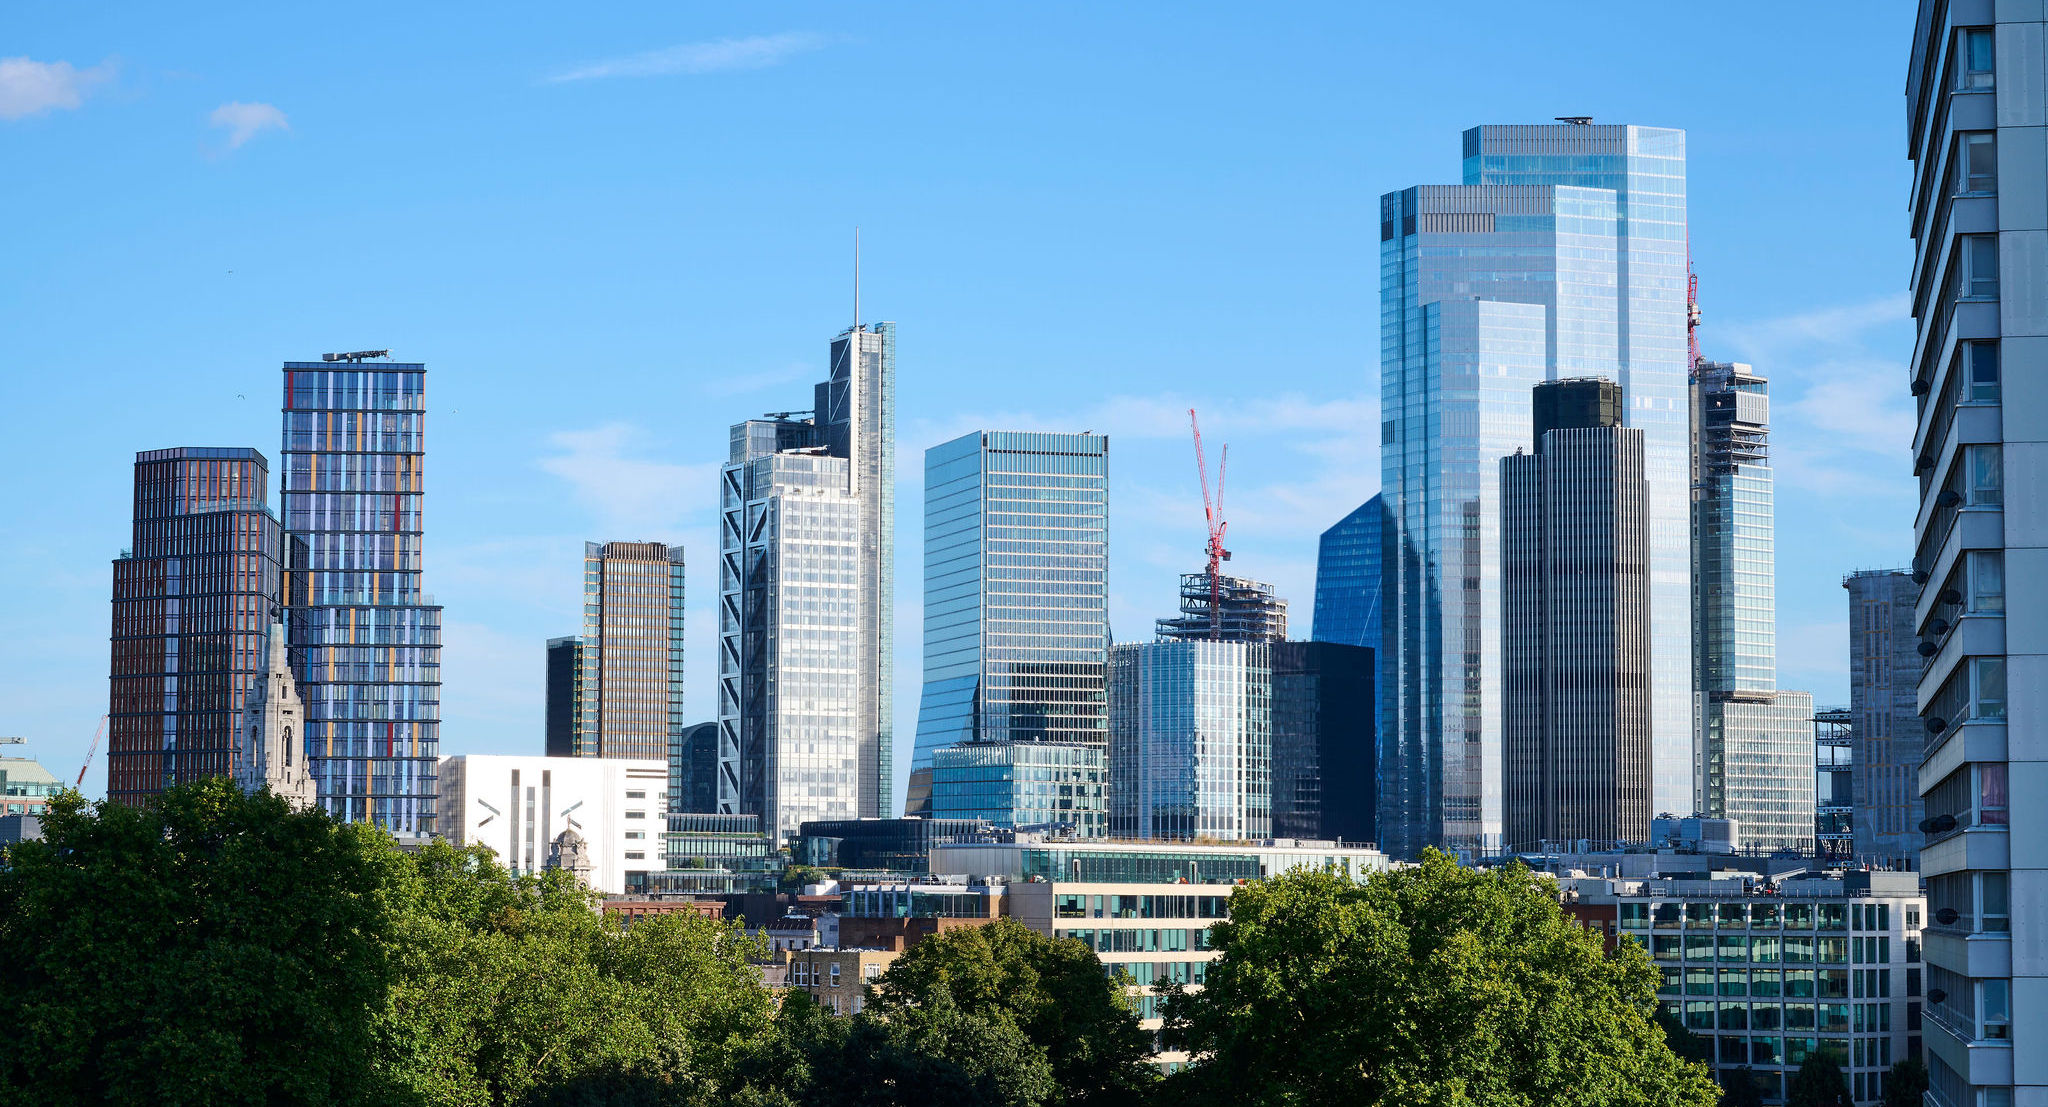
{"left": 1707, "top": 692, "right": 1818, "bottom": 851}
{"left": 1380, "top": 124, "right": 1691, "bottom": 859}
{"left": 1270, "top": 641, "right": 1376, "bottom": 844}
{"left": 281, "top": 360, "right": 441, "bottom": 836}
{"left": 1109, "top": 640, "right": 1271, "bottom": 841}
{"left": 911, "top": 430, "right": 1109, "bottom": 821}
{"left": 1842, "top": 570, "right": 1922, "bottom": 864}
{"left": 718, "top": 323, "right": 893, "bottom": 839}
{"left": 930, "top": 741, "right": 1107, "bottom": 836}
{"left": 108, "top": 447, "right": 287, "bottom": 804}
{"left": 1311, "top": 495, "right": 1385, "bottom": 650}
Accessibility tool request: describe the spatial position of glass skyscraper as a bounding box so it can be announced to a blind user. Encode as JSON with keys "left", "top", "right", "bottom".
{"left": 547, "top": 541, "right": 685, "bottom": 762}
{"left": 1842, "top": 569, "right": 1922, "bottom": 865}
{"left": 1312, "top": 495, "right": 1384, "bottom": 649}
{"left": 1691, "top": 360, "right": 1815, "bottom": 851}
{"left": 1379, "top": 122, "right": 1691, "bottom": 858}
{"left": 910, "top": 430, "right": 1110, "bottom": 825}
{"left": 717, "top": 323, "right": 894, "bottom": 840}
{"left": 281, "top": 357, "right": 441, "bottom": 837}
{"left": 108, "top": 447, "right": 289, "bottom": 804}
{"left": 1109, "top": 640, "right": 1272, "bottom": 841}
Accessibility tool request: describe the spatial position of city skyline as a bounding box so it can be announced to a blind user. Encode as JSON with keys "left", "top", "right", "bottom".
{"left": 3, "top": 5, "right": 1919, "bottom": 809}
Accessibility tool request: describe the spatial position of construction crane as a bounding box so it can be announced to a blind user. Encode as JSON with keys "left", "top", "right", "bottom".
{"left": 1687, "top": 243, "right": 1702, "bottom": 373}
{"left": 77, "top": 714, "right": 106, "bottom": 788}
{"left": 1187, "top": 409, "right": 1230, "bottom": 641}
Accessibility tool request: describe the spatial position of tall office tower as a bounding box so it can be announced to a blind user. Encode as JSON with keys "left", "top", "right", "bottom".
{"left": 1312, "top": 497, "right": 1386, "bottom": 776}
{"left": 544, "top": 636, "right": 583, "bottom": 758}
{"left": 1380, "top": 122, "right": 1692, "bottom": 859}
{"left": 554, "top": 542, "right": 686, "bottom": 761}
{"left": 1108, "top": 640, "right": 1271, "bottom": 841}
{"left": 1155, "top": 574, "right": 1287, "bottom": 642}
{"left": 1270, "top": 641, "right": 1376, "bottom": 844}
{"left": 718, "top": 323, "right": 894, "bottom": 839}
{"left": 1907, "top": 9, "right": 2035, "bottom": 1099}
{"left": 1690, "top": 359, "right": 1813, "bottom": 850}
{"left": 1814, "top": 707, "right": 1855, "bottom": 862}
{"left": 671, "top": 720, "right": 718, "bottom": 814}
{"left": 1500, "top": 379, "right": 1653, "bottom": 851}
{"left": 1843, "top": 569, "right": 1924, "bottom": 864}
{"left": 909, "top": 431, "right": 1110, "bottom": 821}
{"left": 281, "top": 355, "right": 441, "bottom": 837}
{"left": 108, "top": 448, "right": 288, "bottom": 804}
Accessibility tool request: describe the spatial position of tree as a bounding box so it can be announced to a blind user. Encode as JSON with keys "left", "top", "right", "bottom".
{"left": 0, "top": 780, "right": 398, "bottom": 1106}
{"left": 863, "top": 918, "right": 1155, "bottom": 1105}
{"left": 1656, "top": 1007, "right": 1712, "bottom": 1065}
{"left": 1159, "top": 851, "right": 1722, "bottom": 1107}
{"left": 1880, "top": 1058, "right": 1928, "bottom": 1107}
{"left": 1785, "top": 1056, "right": 1852, "bottom": 1107}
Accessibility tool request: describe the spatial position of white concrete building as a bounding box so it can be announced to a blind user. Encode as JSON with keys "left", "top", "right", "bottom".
{"left": 438, "top": 754, "right": 666, "bottom": 894}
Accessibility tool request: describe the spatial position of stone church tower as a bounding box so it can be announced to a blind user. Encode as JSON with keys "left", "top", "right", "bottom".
{"left": 236, "top": 621, "right": 318, "bottom": 811}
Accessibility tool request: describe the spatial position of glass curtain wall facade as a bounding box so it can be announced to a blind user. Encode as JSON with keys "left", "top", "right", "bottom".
{"left": 1109, "top": 640, "right": 1272, "bottom": 841}
{"left": 569, "top": 541, "right": 685, "bottom": 762}
{"left": 930, "top": 741, "right": 1107, "bottom": 836}
{"left": 1905, "top": 6, "right": 2041, "bottom": 1102}
{"left": 717, "top": 323, "right": 892, "bottom": 839}
{"left": 1270, "top": 641, "right": 1376, "bottom": 844}
{"left": 911, "top": 430, "right": 1110, "bottom": 821}
{"left": 108, "top": 447, "right": 288, "bottom": 804}
{"left": 1380, "top": 123, "right": 1691, "bottom": 859}
{"left": 281, "top": 359, "right": 441, "bottom": 837}
{"left": 1843, "top": 570, "right": 1923, "bottom": 865}
{"left": 544, "top": 636, "right": 582, "bottom": 758}
{"left": 1312, "top": 496, "right": 1386, "bottom": 782}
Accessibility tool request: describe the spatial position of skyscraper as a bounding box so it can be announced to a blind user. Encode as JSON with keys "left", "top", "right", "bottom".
{"left": 1379, "top": 122, "right": 1692, "bottom": 858}
{"left": 1690, "top": 360, "right": 1815, "bottom": 851}
{"left": 910, "top": 430, "right": 1110, "bottom": 825}
{"left": 1907, "top": 8, "right": 2032, "bottom": 1097}
{"left": 281, "top": 355, "right": 441, "bottom": 837}
{"left": 1155, "top": 573, "right": 1287, "bottom": 642}
{"left": 108, "top": 447, "right": 289, "bottom": 804}
{"left": 1109, "top": 639, "right": 1272, "bottom": 841}
{"left": 550, "top": 542, "right": 685, "bottom": 761}
{"left": 670, "top": 720, "right": 718, "bottom": 815}
{"left": 1269, "top": 640, "right": 1375, "bottom": 844}
{"left": 1311, "top": 496, "right": 1384, "bottom": 650}
{"left": 1500, "top": 379, "right": 1652, "bottom": 851}
{"left": 1843, "top": 569, "right": 1923, "bottom": 865}
{"left": 718, "top": 323, "right": 894, "bottom": 839}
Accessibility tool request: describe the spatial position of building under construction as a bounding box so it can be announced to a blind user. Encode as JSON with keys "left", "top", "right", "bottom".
{"left": 1155, "top": 571, "right": 1288, "bottom": 643}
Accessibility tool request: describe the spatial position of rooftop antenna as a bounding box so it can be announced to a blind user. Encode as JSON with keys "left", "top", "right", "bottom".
{"left": 854, "top": 226, "right": 862, "bottom": 333}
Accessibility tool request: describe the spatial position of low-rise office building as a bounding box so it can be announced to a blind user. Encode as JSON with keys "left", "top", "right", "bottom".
{"left": 786, "top": 947, "right": 901, "bottom": 1016}
{"left": 0, "top": 756, "right": 63, "bottom": 818}
{"left": 438, "top": 754, "right": 668, "bottom": 894}
{"left": 1569, "top": 869, "right": 1924, "bottom": 1105}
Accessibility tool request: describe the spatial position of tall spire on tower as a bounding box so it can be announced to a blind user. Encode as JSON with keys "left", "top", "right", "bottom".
{"left": 236, "top": 621, "right": 318, "bottom": 810}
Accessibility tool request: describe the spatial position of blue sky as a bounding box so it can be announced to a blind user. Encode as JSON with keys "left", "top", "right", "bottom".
{"left": 1, "top": 3, "right": 1919, "bottom": 803}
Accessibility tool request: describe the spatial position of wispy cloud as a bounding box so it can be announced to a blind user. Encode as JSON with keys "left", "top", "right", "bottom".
{"left": 547, "top": 32, "right": 827, "bottom": 84}
{"left": 209, "top": 101, "right": 288, "bottom": 149}
{"left": 0, "top": 57, "right": 114, "bottom": 120}
{"left": 538, "top": 423, "right": 718, "bottom": 534}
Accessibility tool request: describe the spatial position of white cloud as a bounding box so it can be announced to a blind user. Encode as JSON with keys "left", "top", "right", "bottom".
{"left": 0, "top": 57, "right": 113, "bottom": 120}
{"left": 547, "top": 32, "right": 827, "bottom": 83}
{"left": 538, "top": 423, "right": 718, "bottom": 534}
{"left": 209, "top": 101, "right": 288, "bottom": 149}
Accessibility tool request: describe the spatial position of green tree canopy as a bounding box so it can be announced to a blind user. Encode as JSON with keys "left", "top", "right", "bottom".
{"left": 1880, "top": 1058, "right": 1928, "bottom": 1107}
{"left": 1720, "top": 1067, "right": 1767, "bottom": 1107}
{"left": 1786, "top": 1056, "right": 1852, "bottom": 1107}
{"left": 1160, "top": 850, "right": 1722, "bottom": 1107}
{"left": 0, "top": 779, "right": 397, "bottom": 1106}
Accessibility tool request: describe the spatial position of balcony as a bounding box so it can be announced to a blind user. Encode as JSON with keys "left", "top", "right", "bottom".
{"left": 1918, "top": 824, "right": 2008, "bottom": 879}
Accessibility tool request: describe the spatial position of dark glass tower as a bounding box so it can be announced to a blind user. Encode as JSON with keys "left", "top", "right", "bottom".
{"left": 281, "top": 356, "right": 441, "bottom": 837}
{"left": 1270, "top": 641, "right": 1376, "bottom": 845}
{"left": 108, "top": 447, "right": 288, "bottom": 804}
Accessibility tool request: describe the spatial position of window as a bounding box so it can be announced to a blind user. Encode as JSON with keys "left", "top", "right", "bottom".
{"left": 626, "top": 810, "right": 646, "bottom": 819}
{"left": 864, "top": 963, "right": 881, "bottom": 982}
{"left": 1974, "top": 658, "right": 2007, "bottom": 719}
{"left": 1963, "top": 132, "right": 1998, "bottom": 193}
{"left": 1982, "top": 979, "right": 2011, "bottom": 1040}
{"left": 830, "top": 964, "right": 841, "bottom": 987}
{"left": 1964, "top": 236, "right": 2000, "bottom": 298}
{"left": 1960, "top": 28, "right": 1995, "bottom": 89}
{"left": 1982, "top": 872, "right": 2010, "bottom": 933}
{"left": 1980, "top": 764, "right": 2009, "bottom": 824}
{"left": 1967, "top": 445, "right": 2004, "bottom": 505}
{"left": 624, "top": 851, "right": 644, "bottom": 860}
{"left": 624, "top": 831, "right": 645, "bottom": 840}
{"left": 1969, "top": 552, "right": 2005, "bottom": 613}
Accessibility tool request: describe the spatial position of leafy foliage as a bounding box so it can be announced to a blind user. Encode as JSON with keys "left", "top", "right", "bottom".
{"left": 1720, "top": 1067, "right": 1767, "bottom": 1107}
{"left": 1785, "top": 1056, "right": 1853, "bottom": 1107}
{"left": 1880, "top": 1058, "right": 1928, "bottom": 1107}
{"left": 1158, "top": 850, "right": 1722, "bottom": 1107}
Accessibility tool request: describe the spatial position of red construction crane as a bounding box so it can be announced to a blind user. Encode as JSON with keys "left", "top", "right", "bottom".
{"left": 1687, "top": 243, "right": 1702, "bottom": 372}
{"left": 77, "top": 714, "right": 106, "bottom": 788}
{"left": 1188, "top": 409, "right": 1230, "bottom": 641}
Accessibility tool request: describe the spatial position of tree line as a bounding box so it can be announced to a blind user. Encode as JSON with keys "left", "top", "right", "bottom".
{"left": 0, "top": 779, "right": 1900, "bottom": 1106}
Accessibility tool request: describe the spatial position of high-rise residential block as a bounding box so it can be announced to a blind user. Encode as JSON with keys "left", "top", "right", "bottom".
{"left": 1843, "top": 569, "right": 1924, "bottom": 865}
{"left": 552, "top": 542, "right": 685, "bottom": 762}
{"left": 1380, "top": 122, "right": 1692, "bottom": 858}
{"left": 718, "top": 323, "right": 894, "bottom": 839}
{"left": 1501, "top": 379, "right": 1653, "bottom": 851}
{"left": 1906, "top": 7, "right": 2036, "bottom": 1100}
{"left": 1269, "top": 640, "right": 1376, "bottom": 845}
{"left": 108, "top": 447, "right": 290, "bottom": 804}
{"left": 1109, "top": 639, "right": 1271, "bottom": 841}
{"left": 281, "top": 356, "right": 441, "bottom": 837}
{"left": 1690, "top": 360, "right": 1815, "bottom": 851}
{"left": 910, "top": 430, "right": 1110, "bottom": 823}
